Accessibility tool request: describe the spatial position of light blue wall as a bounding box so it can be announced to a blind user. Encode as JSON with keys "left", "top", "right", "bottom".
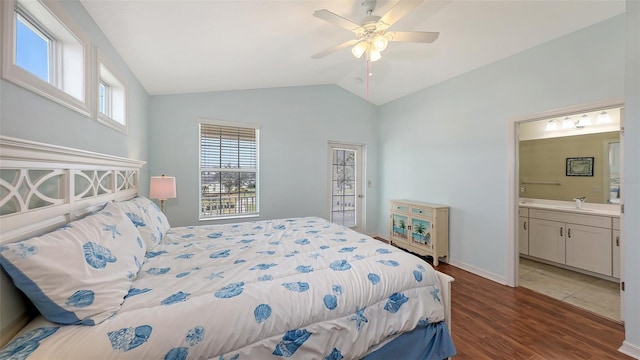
{"left": 379, "top": 11, "right": 640, "bottom": 352}
{"left": 377, "top": 15, "right": 625, "bottom": 278}
{"left": 149, "top": 85, "right": 379, "bottom": 232}
{"left": 0, "top": 1, "right": 150, "bottom": 192}
{"left": 623, "top": 0, "right": 640, "bottom": 353}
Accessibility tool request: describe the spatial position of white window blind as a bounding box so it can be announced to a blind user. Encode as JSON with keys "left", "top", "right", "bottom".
{"left": 199, "top": 122, "right": 259, "bottom": 219}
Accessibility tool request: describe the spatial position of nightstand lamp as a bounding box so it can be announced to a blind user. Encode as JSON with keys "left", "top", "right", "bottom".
{"left": 150, "top": 175, "right": 176, "bottom": 212}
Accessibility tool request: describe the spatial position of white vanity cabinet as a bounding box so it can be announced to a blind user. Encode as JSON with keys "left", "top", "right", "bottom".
{"left": 518, "top": 208, "right": 529, "bottom": 255}
{"left": 528, "top": 209, "right": 613, "bottom": 276}
{"left": 389, "top": 200, "right": 449, "bottom": 266}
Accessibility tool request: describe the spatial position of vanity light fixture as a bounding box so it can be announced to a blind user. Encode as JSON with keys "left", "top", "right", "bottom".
{"left": 562, "top": 117, "right": 574, "bottom": 129}
{"left": 576, "top": 114, "right": 592, "bottom": 128}
{"left": 544, "top": 119, "right": 559, "bottom": 131}
{"left": 597, "top": 110, "right": 612, "bottom": 124}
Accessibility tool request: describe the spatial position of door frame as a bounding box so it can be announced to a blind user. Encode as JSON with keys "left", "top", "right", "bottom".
{"left": 507, "top": 99, "right": 624, "bottom": 288}
{"left": 327, "top": 141, "right": 366, "bottom": 233}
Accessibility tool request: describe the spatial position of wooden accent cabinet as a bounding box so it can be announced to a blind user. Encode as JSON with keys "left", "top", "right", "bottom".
{"left": 389, "top": 200, "right": 449, "bottom": 266}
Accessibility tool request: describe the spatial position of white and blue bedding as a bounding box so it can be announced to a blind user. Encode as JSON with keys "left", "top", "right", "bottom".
{"left": 1, "top": 216, "right": 454, "bottom": 359}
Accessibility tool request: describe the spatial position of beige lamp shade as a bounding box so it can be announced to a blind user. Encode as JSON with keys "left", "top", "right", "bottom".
{"left": 150, "top": 175, "right": 176, "bottom": 200}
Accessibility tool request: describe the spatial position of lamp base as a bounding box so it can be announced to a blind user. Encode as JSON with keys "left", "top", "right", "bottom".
{"left": 160, "top": 199, "right": 166, "bottom": 213}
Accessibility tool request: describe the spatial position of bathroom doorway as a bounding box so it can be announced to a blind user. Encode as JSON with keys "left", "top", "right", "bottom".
{"left": 513, "top": 103, "right": 624, "bottom": 322}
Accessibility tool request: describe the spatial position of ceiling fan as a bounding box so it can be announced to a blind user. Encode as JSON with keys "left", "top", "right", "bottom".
{"left": 312, "top": 0, "right": 439, "bottom": 62}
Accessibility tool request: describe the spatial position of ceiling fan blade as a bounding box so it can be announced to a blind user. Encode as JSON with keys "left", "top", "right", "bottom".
{"left": 388, "top": 31, "right": 439, "bottom": 43}
{"left": 379, "top": 0, "right": 424, "bottom": 27}
{"left": 313, "top": 9, "right": 361, "bottom": 32}
{"left": 311, "top": 39, "right": 359, "bottom": 59}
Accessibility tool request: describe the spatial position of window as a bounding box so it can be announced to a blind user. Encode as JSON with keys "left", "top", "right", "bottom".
{"left": 15, "top": 11, "right": 51, "bottom": 82}
{"left": 97, "top": 58, "right": 127, "bottom": 132}
{"left": 98, "top": 81, "right": 109, "bottom": 116}
{"left": 199, "top": 120, "right": 259, "bottom": 220}
{"left": 2, "top": 0, "right": 91, "bottom": 115}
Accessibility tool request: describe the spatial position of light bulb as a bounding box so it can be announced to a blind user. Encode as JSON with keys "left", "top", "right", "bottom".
{"left": 352, "top": 41, "right": 368, "bottom": 59}
{"left": 372, "top": 35, "right": 388, "bottom": 52}
{"left": 597, "top": 111, "right": 611, "bottom": 124}
{"left": 545, "top": 120, "right": 558, "bottom": 131}
{"left": 577, "top": 114, "right": 592, "bottom": 128}
{"left": 368, "top": 48, "right": 381, "bottom": 62}
{"left": 562, "top": 117, "right": 574, "bottom": 129}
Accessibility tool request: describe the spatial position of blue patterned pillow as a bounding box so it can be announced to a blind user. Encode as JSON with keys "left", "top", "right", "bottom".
{"left": 0, "top": 202, "right": 146, "bottom": 325}
{"left": 115, "top": 196, "right": 170, "bottom": 250}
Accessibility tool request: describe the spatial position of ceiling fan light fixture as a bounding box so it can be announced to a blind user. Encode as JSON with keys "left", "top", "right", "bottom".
{"left": 368, "top": 48, "right": 382, "bottom": 62}
{"left": 372, "top": 35, "right": 388, "bottom": 51}
{"left": 352, "top": 41, "right": 369, "bottom": 58}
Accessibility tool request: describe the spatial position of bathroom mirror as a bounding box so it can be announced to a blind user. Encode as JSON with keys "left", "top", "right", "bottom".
{"left": 518, "top": 106, "right": 622, "bottom": 204}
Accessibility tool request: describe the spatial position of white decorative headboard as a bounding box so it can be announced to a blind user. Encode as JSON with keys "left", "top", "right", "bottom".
{"left": 0, "top": 136, "right": 145, "bottom": 345}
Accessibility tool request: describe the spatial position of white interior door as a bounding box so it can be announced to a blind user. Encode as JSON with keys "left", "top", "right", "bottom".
{"left": 328, "top": 142, "right": 364, "bottom": 233}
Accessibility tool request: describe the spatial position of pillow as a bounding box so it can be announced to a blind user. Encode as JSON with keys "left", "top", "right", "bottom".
{"left": 0, "top": 202, "right": 146, "bottom": 325}
{"left": 115, "top": 196, "right": 170, "bottom": 250}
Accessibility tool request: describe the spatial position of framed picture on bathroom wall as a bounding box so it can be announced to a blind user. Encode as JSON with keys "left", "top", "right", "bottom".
{"left": 566, "top": 157, "right": 594, "bottom": 176}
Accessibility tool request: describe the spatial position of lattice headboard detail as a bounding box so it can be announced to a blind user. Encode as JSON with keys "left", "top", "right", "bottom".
{"left": 0, "top": 136, "right": 145, "bottom": 345}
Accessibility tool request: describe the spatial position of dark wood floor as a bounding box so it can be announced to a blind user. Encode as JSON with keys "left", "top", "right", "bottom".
{"left": 432, "top": 261, "right": 631, "bottom": 359}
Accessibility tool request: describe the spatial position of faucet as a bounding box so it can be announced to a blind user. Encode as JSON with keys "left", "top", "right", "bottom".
{"left": 573, "top": 197, "right": 587, "bottom": 209}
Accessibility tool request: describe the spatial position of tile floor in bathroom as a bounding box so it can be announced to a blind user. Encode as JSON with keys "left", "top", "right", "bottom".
{"left": 519, "top": 257, "right": 621, "bottom": 322}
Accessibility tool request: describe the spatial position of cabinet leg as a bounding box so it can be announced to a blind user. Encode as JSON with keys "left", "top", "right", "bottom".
{"left": 433, "top": 256, "right": 439, "bottom": 267}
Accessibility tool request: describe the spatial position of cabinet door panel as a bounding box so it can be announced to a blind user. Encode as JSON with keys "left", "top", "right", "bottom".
{"left": 391, "top": 214, "right": 408, "bottom": 240}
{"left": 519, "top": 217, "right": 529, "bottom": 255}
{"left": 411, "top": 217, "right": 433, "bottom": 249}
{"left": 529, "top": 218, "right": 565, "bottom": 263}
{"left": 565, "top": 224, "right": 612, "bottom": 276}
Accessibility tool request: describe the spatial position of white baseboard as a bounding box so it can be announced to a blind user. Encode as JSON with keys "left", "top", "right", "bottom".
{"left": 619, "top": 341, "right": 640, "bottom": 359}
{"left": 447, "top": 259, "right": 509, "bottom": 285}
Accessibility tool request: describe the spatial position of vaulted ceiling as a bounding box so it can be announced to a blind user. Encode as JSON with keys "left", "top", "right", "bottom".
{"left": 81, "top": 0, "right": 626, "bottom": 105}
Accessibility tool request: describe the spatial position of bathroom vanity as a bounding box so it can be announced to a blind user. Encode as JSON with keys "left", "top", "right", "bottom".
{"left": 519, "top": 198, "right": 620, "bottom": 279}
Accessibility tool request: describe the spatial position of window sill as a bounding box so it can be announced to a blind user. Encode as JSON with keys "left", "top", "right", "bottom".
{"left": 199, "top": 213, "right": 260, "bottom": 222}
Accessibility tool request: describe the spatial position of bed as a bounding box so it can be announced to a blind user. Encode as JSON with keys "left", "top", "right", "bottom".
{"left": 0, "top": 136, "right": 456, "bottom": 359}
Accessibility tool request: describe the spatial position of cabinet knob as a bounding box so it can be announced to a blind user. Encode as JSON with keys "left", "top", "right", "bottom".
{"left": 568, "top": 228, "right": 571, "bottom": 238}
{"left": 616, "top": 236, "right": 620, "bottom": 247}
{"left": 524, "top": 221, "right": 527, "bottom": 231}
{"left": 560, "top": 227, "right": 563, "bottom": 237}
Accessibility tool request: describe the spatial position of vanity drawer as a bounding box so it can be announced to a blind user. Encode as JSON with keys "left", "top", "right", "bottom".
{"left": 519, "top": 207, "right": 529, "bottom": 217}
{"left": 529, "top": 209, "right": 612, "bottom": 229}
{"left": 613, "top": 217, "right": 620, "bottom": 230}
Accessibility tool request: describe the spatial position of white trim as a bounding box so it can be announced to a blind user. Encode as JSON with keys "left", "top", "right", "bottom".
{"left": 197, "top": 120, "right": 260, "bottom": 220}
{"left": 198, "top": 118, "right": 261, "bottom": 130}
{"left": 1, "top": 0, "right": 93, "bottom": 117}
{"left": 97, "top": 48, "right": 128, "bottom": 134}
{"left": 619, "top": 341, "right": 640, "bottom": 359}
{"left": 448, "top": 259, "right": 509, "bottom": 285}
{"left": 327, "top": 141, "right": 366, "bottom": 233}
{"left": 0, "top": 135, "right": 144, "bottom": 168}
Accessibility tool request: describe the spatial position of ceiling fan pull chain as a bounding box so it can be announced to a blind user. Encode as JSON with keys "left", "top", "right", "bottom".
{"left": 366, "top": 58, "right": 370, "bottom": 103}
